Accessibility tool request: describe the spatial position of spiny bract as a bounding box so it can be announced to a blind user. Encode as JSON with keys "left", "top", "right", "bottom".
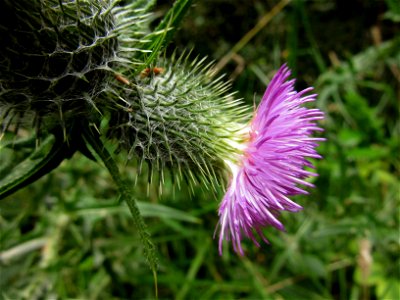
{"left": 0, "top": 0, "right": 153, "bottom": 133}
{"left": 107, "top": 54, "right": 250, "bottom": 190}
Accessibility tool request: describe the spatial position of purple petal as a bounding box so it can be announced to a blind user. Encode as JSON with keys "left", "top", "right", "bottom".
{"left": 216, "top": 64, "right": 324, "bottom": 255}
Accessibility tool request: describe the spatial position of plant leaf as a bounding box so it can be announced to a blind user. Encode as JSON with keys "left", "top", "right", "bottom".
{"left": 0, "top": 135, "right": 63, "bottom": 200}
{"left": 138, "top": 0, "right": 193, "bottom": 69}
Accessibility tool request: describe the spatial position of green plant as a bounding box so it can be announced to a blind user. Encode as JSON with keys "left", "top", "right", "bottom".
{"left": 1, "top": 0, "right": 399, "bottom": 299}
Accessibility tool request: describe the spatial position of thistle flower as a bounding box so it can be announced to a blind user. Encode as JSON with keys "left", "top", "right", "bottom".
{"left": 106, "top": 54, "right": 249, "bottom": 191}
{"left": 216, "top": 64, "right": 324, "bottom": 255}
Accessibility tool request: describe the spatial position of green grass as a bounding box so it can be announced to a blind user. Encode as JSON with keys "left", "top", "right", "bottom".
{"left": 1, "top": 0, "right": 399, "bottom": 299}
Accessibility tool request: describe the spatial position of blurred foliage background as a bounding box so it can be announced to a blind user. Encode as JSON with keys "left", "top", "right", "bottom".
{"left": 1, "top": 0, "right": 399, "bottom": 299}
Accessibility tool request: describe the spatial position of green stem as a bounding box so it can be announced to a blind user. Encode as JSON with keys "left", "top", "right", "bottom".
{"left": 82, "top": 125, "right": 158, "bottom": 297}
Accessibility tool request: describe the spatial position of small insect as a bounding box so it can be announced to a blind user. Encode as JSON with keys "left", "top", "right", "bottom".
{"left": 115, "top": 74, "right": 130, "bottom": 85}
{"left": 140, "top": 67, "right": 165, "bottom": 78}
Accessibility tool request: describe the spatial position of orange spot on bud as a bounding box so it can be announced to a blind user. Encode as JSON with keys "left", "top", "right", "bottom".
{"left": 140, "top": 67, "right": 165, "bottom": 78}
{"left": 115, "top": 74, "right": 130, "bottom": 85}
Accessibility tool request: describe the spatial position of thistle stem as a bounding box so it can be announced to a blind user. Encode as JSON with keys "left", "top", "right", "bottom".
{"left": 82, "top": 125, "right": 158, "bottom": 297}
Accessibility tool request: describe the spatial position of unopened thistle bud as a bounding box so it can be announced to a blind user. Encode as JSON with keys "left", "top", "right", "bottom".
{"left": 0, "top": 0, "right": 120, "bottom": 129}
{"left": 0, "top": 0, "right": 153, "bottom": 134}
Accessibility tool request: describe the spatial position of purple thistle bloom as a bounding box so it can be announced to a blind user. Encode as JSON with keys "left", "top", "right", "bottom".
{"left": 216, "top": 64, "right": 324, "bottom": 255}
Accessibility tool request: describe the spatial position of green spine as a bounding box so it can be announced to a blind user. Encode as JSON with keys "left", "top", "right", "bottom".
{"left": 107, "top": 53, "right": 249, "bottom": 188}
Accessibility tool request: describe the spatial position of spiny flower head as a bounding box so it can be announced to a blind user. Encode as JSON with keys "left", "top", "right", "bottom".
{"left": 0, "top": 0, "right": 154, "bottom": 135}
{"left": 0, "top": 0, "right": 118, "bottom": 129}
{"left": 216, "top": 64, "right": 324, "bottom": 255}
{"left": 106, "top": 54, "right": 249, "bottom": 191}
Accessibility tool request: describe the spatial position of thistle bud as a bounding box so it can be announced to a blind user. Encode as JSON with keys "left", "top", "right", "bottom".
{"left": 107, "top": 54, "right": 249, "bottom": 189}
{"left": 0, "top": 0, "right": 118, "bottom": 131}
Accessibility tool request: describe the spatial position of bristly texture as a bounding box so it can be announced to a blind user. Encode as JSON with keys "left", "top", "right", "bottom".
{"left": 106, "top": 53, "right": 249, "bottom": 192}
{"left": 0, "top": 0, "right": 119, "bottom": 132}
{"left": 0, "top": 0, "right": 155, "bottom": 136}
{"left": 216, "top": 64, "right": 325, "bottom": 255}
{"left": 112, "top": 0, "right": 155, "bottom": 66}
